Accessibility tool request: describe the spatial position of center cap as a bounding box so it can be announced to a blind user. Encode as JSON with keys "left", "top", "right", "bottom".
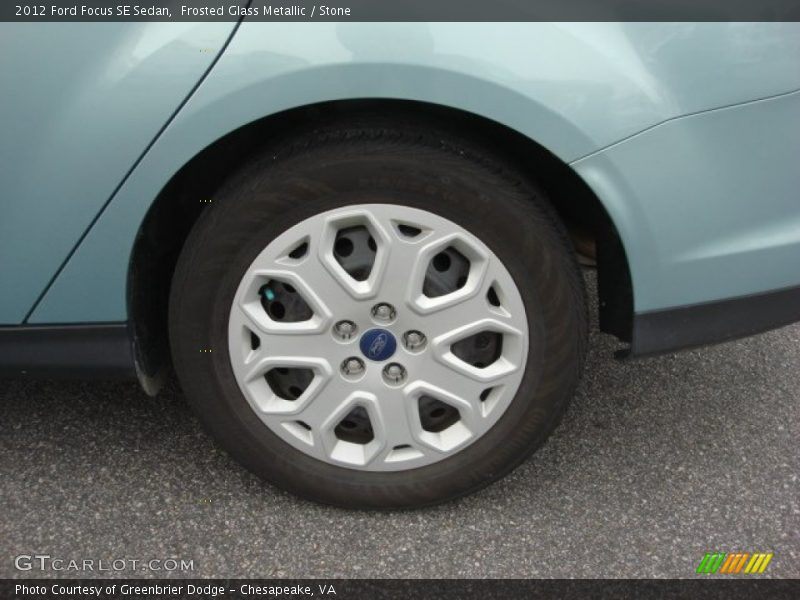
{"left": 360, "top": 328, "right": 397, "bottom": 362}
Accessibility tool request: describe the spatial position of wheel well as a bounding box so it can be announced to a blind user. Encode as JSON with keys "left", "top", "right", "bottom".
{"left": 129, "top": 99, "right": 633, "bottom": 387}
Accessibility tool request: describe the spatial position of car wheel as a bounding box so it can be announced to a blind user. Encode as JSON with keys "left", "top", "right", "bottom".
{"left": 169, "top": 119, "right": 587, "bottom": 508}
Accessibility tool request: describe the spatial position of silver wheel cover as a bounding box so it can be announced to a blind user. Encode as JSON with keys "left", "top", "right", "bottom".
{"left": 228, "top": 204, "right": 528, "bottom": 471}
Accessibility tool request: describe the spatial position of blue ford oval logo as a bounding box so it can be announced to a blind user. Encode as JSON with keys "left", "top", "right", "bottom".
{"left": 360, "top": 328, "right": 397, "bottom": 362}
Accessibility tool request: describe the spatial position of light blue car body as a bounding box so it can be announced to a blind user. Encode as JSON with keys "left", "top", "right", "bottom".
{"left": 2, "top": 22, "right": 799, "bottom": 329}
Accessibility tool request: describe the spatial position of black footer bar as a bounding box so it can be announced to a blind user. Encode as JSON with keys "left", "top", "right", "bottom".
{"left": 4, "top": 579, "right": 800, "bottom": 600}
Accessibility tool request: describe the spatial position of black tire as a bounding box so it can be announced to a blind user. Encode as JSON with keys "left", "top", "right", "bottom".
{"left": 169, "top": 117, "right": 588, "bottom": 509}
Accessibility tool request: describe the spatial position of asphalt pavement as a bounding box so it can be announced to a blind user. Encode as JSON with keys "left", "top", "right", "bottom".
{"left": 2, "top": 274, "right": 798, "bottom": 579}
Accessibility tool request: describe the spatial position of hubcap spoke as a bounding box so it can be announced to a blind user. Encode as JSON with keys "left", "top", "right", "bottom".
{"left": 289, "top": 251, "right": 364, "bottom": 310}
{"left": 237, "top": 307, "right": 331, "bottom": 358}
{"left": 419, "top": 359, "right": 491, "bottom": 411}
{"left": 292, "top": 376, "right": 353, "bottom": 430}
{"left": 420, "top": 281, "right": 501, "bottom": 339}
{"left": 374, "top": 387, "right": 416, "bottom": 448}
{"left": 376, "top": 239, "right": 422, "bottom": 300}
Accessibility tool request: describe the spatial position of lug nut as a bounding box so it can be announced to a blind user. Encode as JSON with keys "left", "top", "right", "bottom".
{"left": 382, "top": 362, "right": 407, "bottom": 385}
{"left": 403, "top": 330, "right": 427, "bottom": 351}
{"left": 371, "top": 302, "right": 396, "bottom": 323}
{"left": 333, "top": 320, "right": 357, "bottom": 340}
{"left": 341, "top": 357, "right": 365, "bottom": 377}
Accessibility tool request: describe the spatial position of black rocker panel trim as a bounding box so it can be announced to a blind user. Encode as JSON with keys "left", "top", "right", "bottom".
{"left": 0, "top": 323, "right": 136, "bottom": 378}
{"left": 631, "top": 284, "right": 800, "bottom": 356}
{"left": 2, "top": 285, "right": 799, "bottom": 375}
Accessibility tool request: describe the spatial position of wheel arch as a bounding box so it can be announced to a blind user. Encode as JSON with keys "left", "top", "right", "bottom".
{"left": 128, "top": 99, "right": 633, "bottom": 391}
